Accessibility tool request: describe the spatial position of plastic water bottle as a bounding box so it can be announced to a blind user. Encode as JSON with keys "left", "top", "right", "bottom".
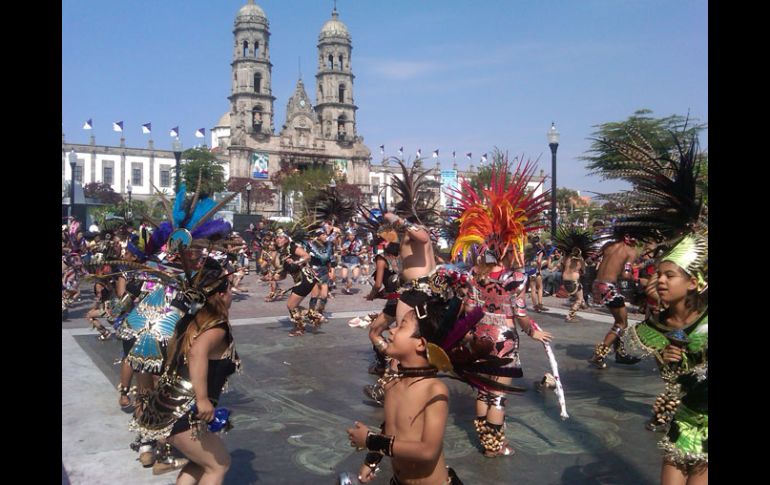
{"left": 190, "top": 405, "right": 231, "bottom": 432}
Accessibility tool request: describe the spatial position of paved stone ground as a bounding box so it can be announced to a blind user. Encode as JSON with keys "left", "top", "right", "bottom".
{"left": 63, "top": 272, "right": 662, "bottom": 485}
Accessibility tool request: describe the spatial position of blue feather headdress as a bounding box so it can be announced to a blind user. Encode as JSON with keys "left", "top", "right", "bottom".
{"left": 144, "top": 178, "right": 244, "bottom": 259}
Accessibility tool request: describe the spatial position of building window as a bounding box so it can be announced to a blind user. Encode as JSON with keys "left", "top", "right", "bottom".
{"left": 252, "top": 105, "right": 263, "bottom": 129}
{"left": 328, "top": 54, "right": 334, "bottom": 69}
{"left": 242, "top": 40, "right": 248, "bottom": 57}
{"left": 103, "top": 166, "right": 113, "bottom": 185}
{"left": 319, "top": 84, "right": 323, "bottom": 100}
{"left": 254, "top": 41, "right": 259, "bottom": 58}
{"left": 74, "top": 165, "right": 83, "bottom": 183}
{"left": 338, "top": 84, "right": 345, "bottom": 103}
{"left": 254, "top": 73, "right": 261, "bottom": 93}
{"left": 160, "top": 168, "right": 170, "bottom": 187}
{"left": 132, "top": 163, "right": 142, "bottom": 186}
{"left": 339, "top": 55, "right": 344, "bottom": 69}
{"left": 337, "top": 115, "right": 346, "bottom": 138}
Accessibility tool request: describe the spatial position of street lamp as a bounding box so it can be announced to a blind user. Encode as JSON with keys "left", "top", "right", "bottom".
{"left": 245, "top": 182, "right": 252, "bottom": 215}
{"left": 547, "top": 122, "right": 560, "bottom": 238}
{"left": 68, "top": 149, "right": 77, "bottom": 217}
{"left": 126, "top": 182, "right": 133, "bottom": 222}
{"left": 172, "top": 138, "right": 183, "bottom": 192}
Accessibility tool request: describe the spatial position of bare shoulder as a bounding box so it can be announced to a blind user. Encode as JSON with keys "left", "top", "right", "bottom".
{"left": 425, "top": 378, "right": 449, "bottom": 400}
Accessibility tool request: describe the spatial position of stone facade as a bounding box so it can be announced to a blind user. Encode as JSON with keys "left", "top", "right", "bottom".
{"left": 221, "top": 2, "right": 371, "bottom": 216}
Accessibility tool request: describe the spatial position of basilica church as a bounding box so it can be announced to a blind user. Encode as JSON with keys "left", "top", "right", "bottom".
{"left": 61, "top": 1, "right": 482, "bottom": 221}
{"left": 211, "top": 1, "right": 372, "bottom": 213}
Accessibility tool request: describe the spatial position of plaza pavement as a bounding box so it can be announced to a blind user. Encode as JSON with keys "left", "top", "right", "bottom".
{"left": 63, "top": 273, "right": 662, "bottom": 485}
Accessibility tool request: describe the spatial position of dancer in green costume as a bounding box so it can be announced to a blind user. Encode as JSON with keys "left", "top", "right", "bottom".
{"left": 623, "top": 233, "right": 707, "bottom": 484}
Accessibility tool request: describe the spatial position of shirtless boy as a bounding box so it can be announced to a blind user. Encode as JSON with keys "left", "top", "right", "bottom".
{"left": 347, "top": 297, "right": 463, "bottom": 485}
{"left": 561, "top": 248, "right": 585, "bottom": 322}
{"left": 588, "top": 233, "right": 640, "bottom": 368}
{"left": 383, "top": 212, "right": 437, "bottom": 327}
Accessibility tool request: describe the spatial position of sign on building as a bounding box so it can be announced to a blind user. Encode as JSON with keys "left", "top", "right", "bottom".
{"left": 440, "top": 170, "right": 458, "bottom": 208}
{"left": 252, "top": 152, "right": 269, "bottom": 179}
{"left": 333, "top": 159, "right": 349, "bottom": 180}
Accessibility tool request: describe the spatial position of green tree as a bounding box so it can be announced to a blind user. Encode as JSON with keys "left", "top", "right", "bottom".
{"left": 466, "top": 148, "right": 511, "bottom": 194}
{"left": 275, "top": 165, "right": 334, "bottom": 203}
{"left": 581, "top": 109, "right": 707, "bottom": 181}
{"left": 228, "top": 177, "right": 276, "bottom": 213}
{"left": 177, "top": 147, "right": 227, "bottom": 196}
{"left": 84, "top": 182, "right": 124, "bottom": 205}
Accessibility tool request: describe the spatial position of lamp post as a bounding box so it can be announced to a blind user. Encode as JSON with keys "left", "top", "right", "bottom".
{"left": 547, "top": 122, "right": 560, "bottom": 238}
{"left": 246, "top": 182, "right": 252, "bottom": 215}
{"left": 126, "top": 182, "right": 133, "bottom": 222}
{"left": 68, "top": 149, "right": 77, "bottom": 217}
{"left": 172, "top": 138, "right": 183, "bottom": 192}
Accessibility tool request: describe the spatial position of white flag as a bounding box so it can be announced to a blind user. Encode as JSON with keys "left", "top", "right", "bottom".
{"left": 170, "top": 126, "right": 179, "bottom": 138}
{"left": 432, "top": 149, "right": 439, "bottom": 158}
{"left": 416, "top": 149, "right": 422, "bottom": 158}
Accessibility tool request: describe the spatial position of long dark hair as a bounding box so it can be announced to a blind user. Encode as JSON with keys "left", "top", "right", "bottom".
{"left": 166, "top": 259, "right": 230, "bottom": 372}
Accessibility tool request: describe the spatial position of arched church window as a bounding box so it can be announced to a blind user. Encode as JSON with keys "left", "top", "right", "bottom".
{"left": 254, "top": 73, "right": 262, "bottom": 93}
{"left": 319, "top": 84, "right": 324, "bottom": 100}
{"left": 339, "top": 55, "right": 344, "bottom": 69}
{"left": 243, "top": 41, "right": 249, "bottom": 57}
{"left": 337, "top": 115, "right": 347, "bottom": 138}
{"left": 252, "top": 106, "right": 263, "bottom": 129}
{"left": 338, "top": 84, "right": 345, "bottom": 103}
{"left": 254, "top": 41, "right": 259, "bottom": 58}
{"left": 328, "top": 54, "right": 334, "bottom": 69}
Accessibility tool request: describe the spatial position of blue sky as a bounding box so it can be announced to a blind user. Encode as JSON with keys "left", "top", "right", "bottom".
{"left": 62, "top": 0, "right": 707, "bottom": 196}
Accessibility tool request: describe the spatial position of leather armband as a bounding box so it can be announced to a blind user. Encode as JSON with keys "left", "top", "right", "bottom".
{"left": 366, "top": 432, "right": 395, "bottom": 456}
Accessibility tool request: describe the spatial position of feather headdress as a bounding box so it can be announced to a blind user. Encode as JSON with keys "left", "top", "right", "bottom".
{"left": 551, "top": 225, "right": 599, "bottom": 259}
{"left": 309, "top": 186, "right": 355, "bottom": 226}
{"left": 448, "top": 158, "right": 550, "bottom": 262}
{"left": 389, "top": 158, "right": 440, "bottom": 226}
{"left": 411, "top": 296, "right": 527, "bottom": 394}
{"left": 144, "top": 177, "right": 243, "bottom": 258}
{"left": 357, "top": 194, "right": 400, "bottom": 244}
{"left": 596, "top": 133, "right": 706, "bottom": 244}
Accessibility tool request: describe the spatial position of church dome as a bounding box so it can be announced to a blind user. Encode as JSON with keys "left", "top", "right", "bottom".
{"left": 236, "top": 1, "right": 267, "bottom": 22}
{"left": 216, "top": 112, "right": 231, "bottom": 128}
{"left": 319, "top": 10, "right": 350, "bottom": 41}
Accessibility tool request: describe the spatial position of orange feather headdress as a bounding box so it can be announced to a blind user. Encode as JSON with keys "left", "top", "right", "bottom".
{"left": 448, "top": 158, "right": 550, "bottom": 263}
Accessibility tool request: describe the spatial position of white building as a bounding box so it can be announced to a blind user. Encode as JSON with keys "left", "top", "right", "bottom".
{"left": 61, "top": 136, "right": 230, "bottom": 202}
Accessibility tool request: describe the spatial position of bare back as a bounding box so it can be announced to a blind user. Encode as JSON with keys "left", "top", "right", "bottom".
{"left": 384, "top": 377, "right": 448, "bottom": 485}
{"left": 596, "top": 241, "right": 637, "bottom": 282}
{"left": 562, "top": 256, "right": 584, "bottom": 281}
{"left": 400, "top": 230, "right": 436, "bottom": 281}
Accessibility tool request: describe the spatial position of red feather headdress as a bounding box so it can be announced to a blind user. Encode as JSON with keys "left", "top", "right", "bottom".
{"left": 448, "top": 158, "right": 550, "bottom": 262}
